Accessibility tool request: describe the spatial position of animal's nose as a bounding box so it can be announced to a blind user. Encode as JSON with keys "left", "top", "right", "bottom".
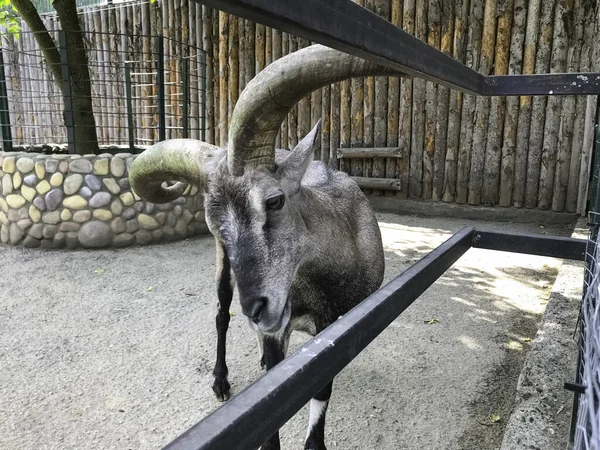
{"left": 244, "top": 297, "right": 266, "bottom": 323}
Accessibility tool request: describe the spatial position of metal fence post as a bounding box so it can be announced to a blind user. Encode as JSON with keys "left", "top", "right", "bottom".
{"left": 125, "top": 62, "right": 135, "bottom": 151}
{"left": 58, "top": 31, "right": 76, "bottom": 154}
{"left": 181, "top": 57, "right": 188, "bottom": 139}
{"left": 156, "top": 35, "right": 166, "bottom": 142}
{"left": 0, "top": 46, "right": 13, "bottom": 152}
{"left": 201, "top": 50, "right": 206, "bottom": 142}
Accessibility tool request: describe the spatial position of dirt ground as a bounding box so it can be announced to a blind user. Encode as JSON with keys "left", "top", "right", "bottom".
{"left": 0, "top": 212, "right": 580, "bottom": 450}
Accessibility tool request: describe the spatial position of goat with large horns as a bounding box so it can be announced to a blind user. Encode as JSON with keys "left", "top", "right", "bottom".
{"left": 129, "top": 44, "right": 401, "bottom": 450}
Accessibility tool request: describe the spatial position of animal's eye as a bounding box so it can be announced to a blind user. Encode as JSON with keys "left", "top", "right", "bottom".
{"left": 266, "top": 194, "right": 285, "bottom": 211}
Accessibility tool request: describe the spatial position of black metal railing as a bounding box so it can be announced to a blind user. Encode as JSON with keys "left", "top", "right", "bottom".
{"left": 152, "top": 0, "right": 600, "bottom": 448}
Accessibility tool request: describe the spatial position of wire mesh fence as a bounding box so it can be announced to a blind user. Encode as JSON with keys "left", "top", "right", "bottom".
{"left": 0, "top": 28, "right": 206, "bottom": 153}
{"left": 572, "top": 97, "right": 600, "bottom": 450}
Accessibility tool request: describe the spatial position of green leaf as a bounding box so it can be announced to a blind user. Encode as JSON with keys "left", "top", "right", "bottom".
{"left": 147, "top": 286, "right": 153, "bottom": 291}
{"left": 93, "top": 269, "right": 105, "bottom": 274}
{"left": 490, "top": 414, "right": 501, "bottom": 423}
{"left": 424, "top": 318, "right": 440, "bottom": 325}
{"left": 229, "top": 310, "right": 235, "bottom": 317}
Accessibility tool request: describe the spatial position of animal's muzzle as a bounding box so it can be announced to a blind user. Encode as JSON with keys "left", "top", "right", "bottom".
{"left": 242, "top": 297, "right": 267, "bottom": 324}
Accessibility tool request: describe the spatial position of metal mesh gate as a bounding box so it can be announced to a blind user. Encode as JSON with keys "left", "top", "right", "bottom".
{"left": 573, "top": 96, "right": 600, "bottom": 450}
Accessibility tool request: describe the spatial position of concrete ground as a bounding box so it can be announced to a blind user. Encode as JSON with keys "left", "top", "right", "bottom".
{"left": 0, "top": 212, "right": 582, "bottom": 450}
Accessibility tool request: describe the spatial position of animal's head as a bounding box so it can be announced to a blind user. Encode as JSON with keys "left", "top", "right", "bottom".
{"left": 129, "top": 45, "right": 399, "bottom": 333}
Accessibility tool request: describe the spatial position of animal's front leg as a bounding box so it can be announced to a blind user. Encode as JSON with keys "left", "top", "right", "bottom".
{"left": 304, "top": 380, "right": 333, "bottom": 450}
{"left": 259, "top": 335, "right": 287, "bottom": 450}
{"left": 212, "top": 240, "right": 233, "bottom": 401}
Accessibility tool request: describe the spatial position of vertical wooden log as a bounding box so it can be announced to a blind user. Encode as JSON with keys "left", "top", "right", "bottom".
{"left": 498, "top": 0, "right": 526, "bottom": 206}
{"left": 109, "top": 5, "right": 119, "bottom": 141}
{"left": 409, "top": 0, "right": 427, "bottom": 197}
{"left": 280, "top": 32, "right": 289, "bottom": 149}
{"left": 566, "top": 7, "right": 594, "bottom": 212}
{"left": 512, "top": 0, "right": 541, "bottom": 207}
{"left": 442, "top": 0, "right": 469, "bottom": 203}
{"left": 524, "top": 0, "right": 555, "bottom": 208}
{"left": 423, "top": 0, "right": 440, "bottom": 199}
{"left": 287, "top": 36, "right": 298, "bottom": 149}
{"left": 331, "top": 82, "right": 341, "bottom": 169}
{"left": 265, "top": 26, "right": 272, "bottom": 68}
{"left": 228, "top": 15, "right": 239, "bottom": 125}
{"left": 538, "top": 0, "right": 572, "bottom": 209}
{"left": 255, "top": 23, "right": 266, "bottom": 74}
{"left": 360, "top": 0, "right": 374, "bottom": 190}
{"left": 273, "top": 28, "right": 282, "bottom": 148}
{"left": 202, "top": 7, "right": 214, "bottom": 144}
{"left": 238, "top": 17, "right": 245, "bottom": 96}
{"left": 577, "top": 96, "right": 598, "bottom": 215}
{"left": 321, "top": 84, "right": 331, "bottom": 165}
{"left": 481, "top": 0, "right": 514, "bottom": 205}
{"left": 371, "top": 0, "right": 390, "bottom": 195}
{"left": 467, "top": 0, "right": 496, "bottom": 205}
{"left": 385, "top": 0, "right": 402, "bottom": 197}
{"left": 245, "top": 19, "right": 255, "bottom": 85}
{"left": 311, "top": 87, "right": 322, "bottom": 159}
{"left": 456, "top": 0, "right": 484, "bottom": 203}
{"left": 398, "top": 0, "right": 415, "bottom": 197}
{"left": 340, "top": 76, "right": 352, "bottom": 174}
{"left": 212, "top": 10, "right": 220, "bottom": 145}
{"left": 432, "top": 0, "right": 453, "bottom": 201}
{"left": 297, "top": 39, "right": 311, "bottom": 144}
{"left": 552, "top": 0, "right": 583, "bottom": 211}
{"left": 218, "top": 12, "right": 228, "bottom": 146}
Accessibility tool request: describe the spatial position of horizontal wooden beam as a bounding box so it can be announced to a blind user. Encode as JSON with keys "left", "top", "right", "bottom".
{"left": 337, "top": 147, "right": 402, "bottom": 158}
{"left": 351, "top": 176, "right": 402, "bottom": 191}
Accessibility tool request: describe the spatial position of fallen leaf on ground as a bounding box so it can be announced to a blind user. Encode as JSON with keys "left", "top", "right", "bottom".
{"left": 424, "top": 318, "right": 440, "bottom": 325}
{"left": 229, "top": 310, "right": 236, "bottom": 317}
{"left": 147, "top": 286, "right": 153, "bottom": 291}
{"left": 94, "top": 269, "right": 105, "bottom": 274}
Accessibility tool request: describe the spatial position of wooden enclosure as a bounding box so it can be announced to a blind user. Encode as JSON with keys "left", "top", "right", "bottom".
{"left": 3, "top": 0, "right": 600, "bottom": 213}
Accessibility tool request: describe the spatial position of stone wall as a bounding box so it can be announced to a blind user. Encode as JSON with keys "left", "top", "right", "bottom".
{"left": 0, "top": 152, "right": 208, "bottom": 249}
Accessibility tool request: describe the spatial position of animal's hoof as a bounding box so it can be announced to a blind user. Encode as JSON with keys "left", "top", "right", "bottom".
{"left": 212, "top": 377, "right": 231, "bottom": 401}
{"left": 260, "top": 354, "right": 266, "bottom": 370}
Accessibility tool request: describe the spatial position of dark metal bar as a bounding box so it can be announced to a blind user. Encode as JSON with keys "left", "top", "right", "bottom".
{"left": 0, "top": 46, "right": 12, "bottom": 152}
{"left": 125, "top": 62, "right": 135, "bottom": 151}
{"left": 157, "top": 35, "right": 166, "bottom": 142}
{"left": 195, "top": 0, "right": 484, "bottom": 95}
{"left": 181, "top": 57, "right": 189, "bottom": 138}
{"left": 195, "top": 0, "right": 600, "bottom": 96}
{"left": 472, "top": 230, "right": 586, "bottom": 261}
{"left": 486, "top": 74, "right": 600, "bottom": 96}
{"left": 58, "top": 31, "right": 76, "bottom": 154}
{"left": 163, "top": 227, "right": 475, "bottom": 450}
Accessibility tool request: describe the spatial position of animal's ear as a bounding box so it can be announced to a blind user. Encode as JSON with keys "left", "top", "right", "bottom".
{"left": 278, "top": 119, "right": 321, "bottom": 192}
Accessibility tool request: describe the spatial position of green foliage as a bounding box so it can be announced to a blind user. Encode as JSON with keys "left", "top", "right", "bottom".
{"left": 0, "top": 0, "right": 21, "bottom": 39}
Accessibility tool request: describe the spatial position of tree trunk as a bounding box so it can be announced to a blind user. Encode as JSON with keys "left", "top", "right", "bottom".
{"left": 53, "top": 0, "right": 99, "bottom": 154}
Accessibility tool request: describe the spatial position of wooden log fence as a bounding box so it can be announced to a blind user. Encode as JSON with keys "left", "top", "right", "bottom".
{"left": 1, "top": 0, "right": 599, "bottom": 214}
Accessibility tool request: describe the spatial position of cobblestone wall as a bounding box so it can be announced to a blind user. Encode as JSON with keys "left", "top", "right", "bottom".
{"left": 0, "top": 152, "right": 208, "bottom": 249}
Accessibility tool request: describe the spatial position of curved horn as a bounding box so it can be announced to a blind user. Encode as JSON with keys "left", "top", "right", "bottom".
{"left": 228, "top": 44, "right": 403, "bottom": 175}
{"left": 129, "top": 139, "right": 219, "bottom": 204}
